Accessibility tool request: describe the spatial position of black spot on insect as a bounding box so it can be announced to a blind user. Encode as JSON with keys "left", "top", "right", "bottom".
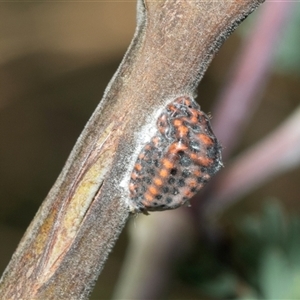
{"left": 191, "top": 125, "right": 201, "bottom": 132}
{"left": 173, "top": 188, "right": 179, "bottom": 195}
{"left": 170, "top": 168, "right": 177, "bottom": 175}
{"left": 182, "top": 169, "right": 191, "bottom": 178}
{"left": 197, "top": 177, "right": 209, "bottom": 184}
{"left": 168, "top": 177, "right": 176, "bottom": 185}
{"left": 146, "top": 168, "right": 155, "bottom": 176}
{"left": 143, "top": 177, "right": 152, "bottom": 184}
{"left": 163, "top": 186, "right": 169, "bottom": 193}
{"left": 178, "top": 179, "right": 185, "bottom": 187}
{"left": 140, "top": 186, "right": 147, "bottom": 192}
{"left": 197, "top": 177, "right": 204, "bottom": 183}
{"left": 177, "top": 150, "right": 185, "bottom": 156}
{"left": 130, "top": 176, "right": 138, "bottom": 182}
{"left": 189, "top": 140, "right": 201, "bottom": 152}
{"left": 180, "top": 155, "right": 191, "bottom": 167}
{"left": 166, "top": 197, "right": 172, "bottom": 204}
{"left": 146, "top": 159, "right": 153, "bottom": 165}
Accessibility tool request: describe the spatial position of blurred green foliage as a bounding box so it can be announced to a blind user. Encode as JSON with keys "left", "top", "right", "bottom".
{"left": 179, "top": 199, "right": 300, "bottom": 299}
{"left": 239, "top": 4, "right": 300, "bottom": 76}
{"left": 275, "top": 5, "right": 300, "bottom": 76}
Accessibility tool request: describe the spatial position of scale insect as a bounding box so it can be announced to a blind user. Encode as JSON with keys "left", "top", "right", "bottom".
{"left": 129, "top": 96, "right": 222, "bottom": 214}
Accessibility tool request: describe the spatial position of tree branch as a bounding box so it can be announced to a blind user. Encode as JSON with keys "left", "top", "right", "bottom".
{"left": 212, "top": 0, "right": 294, "bottom": 159}
{"left": 0, "top": 0, "right": 263, "bottom": 299}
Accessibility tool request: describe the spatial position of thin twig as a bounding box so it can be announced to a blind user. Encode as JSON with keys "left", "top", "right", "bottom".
{"left": 205, "top": 105, "right": 300, "bottom": 218}
{"left": 212, "top": 1, "right": 294, "bottom": 160}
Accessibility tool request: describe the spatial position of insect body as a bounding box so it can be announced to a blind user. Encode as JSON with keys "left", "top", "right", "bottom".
{"left": 129, "top": 96, "right": 222, "bottom": 213}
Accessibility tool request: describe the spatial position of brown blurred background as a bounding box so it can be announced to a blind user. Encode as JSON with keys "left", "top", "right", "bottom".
{"left": 1, "top": 2, "right": 300, "bottom": 299}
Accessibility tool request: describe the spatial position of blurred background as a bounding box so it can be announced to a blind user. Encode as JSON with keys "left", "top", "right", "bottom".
{"left": 1, "top": 1, "right": 300, "bottom": 299}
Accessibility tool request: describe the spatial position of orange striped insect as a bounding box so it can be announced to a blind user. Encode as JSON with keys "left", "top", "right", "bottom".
{"left": 129, "top": 96, "right": 222, "bottom": 213}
